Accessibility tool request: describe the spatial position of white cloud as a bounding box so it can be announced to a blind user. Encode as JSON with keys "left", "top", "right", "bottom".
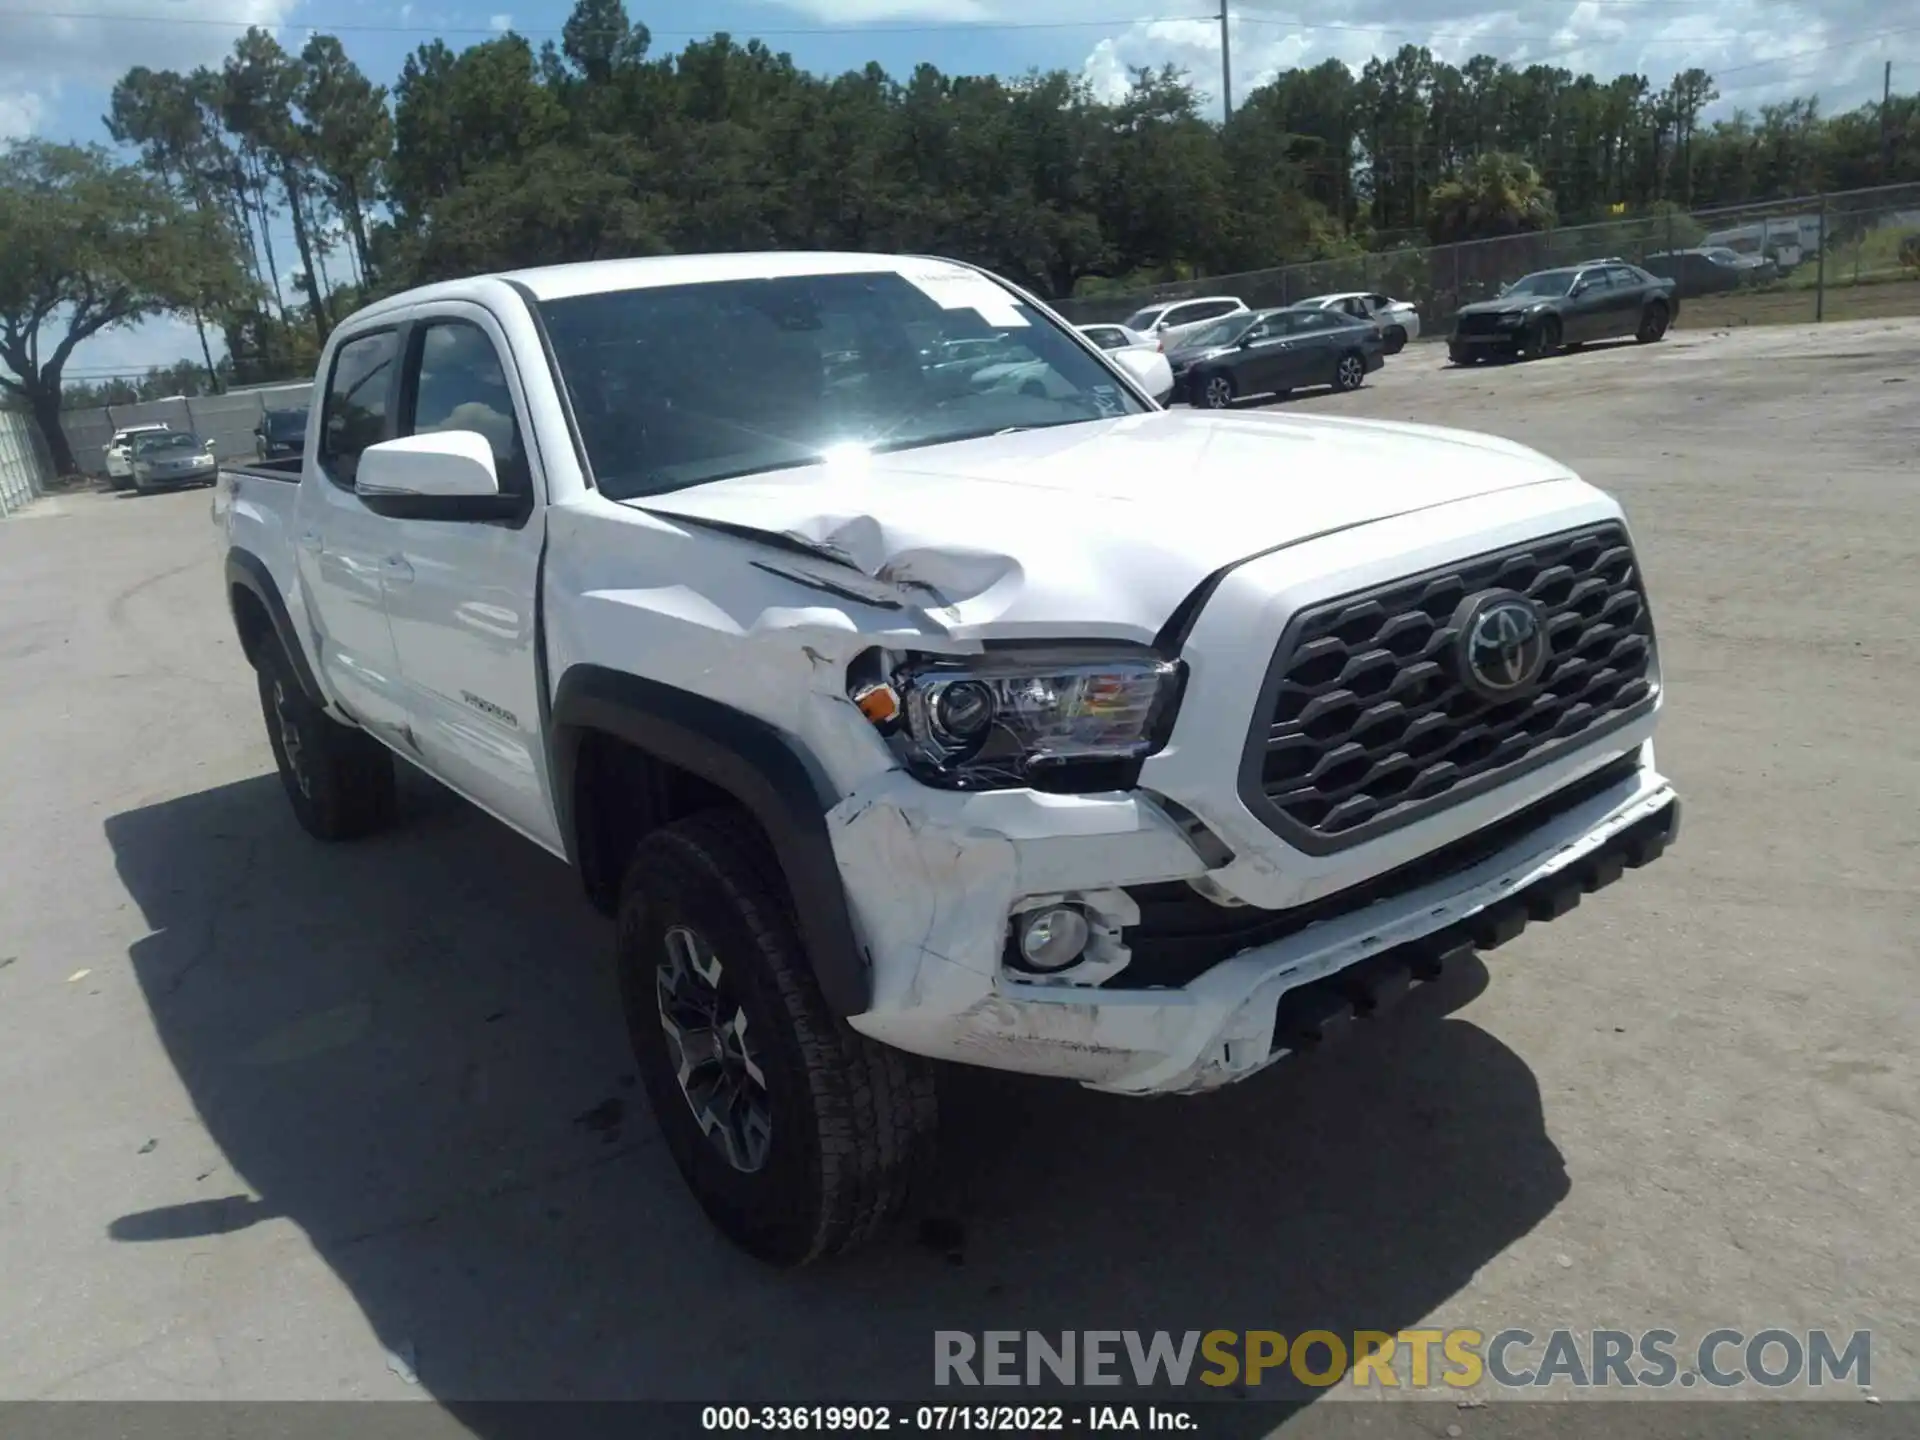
{"left": 1076, "top": 2, "right": 1917, "bottom": 119}
{"left": 489, "top": 12, "right": 513, "bottom": 30}
{"left": 0, "top": 0, "right": 300, "bottom": 140}
{"left": 763, "top": 0, "right": 1914, "bottom": 120}
{"left": 0, "top": 91, "right": 47, "bottom": 141}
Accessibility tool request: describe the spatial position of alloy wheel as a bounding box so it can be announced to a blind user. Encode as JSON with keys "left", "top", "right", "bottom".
{"left": 1203, "top": 376, "right": 1233, "bottom": 409}
{"left": 1338, "top": 355, "right": 1365, "bottom": 390}
{"left": 657, "top": 924, "right": 774, "bottom": 1174}
{"left": 272, "top": 679, "right": 313, "bottom": 799}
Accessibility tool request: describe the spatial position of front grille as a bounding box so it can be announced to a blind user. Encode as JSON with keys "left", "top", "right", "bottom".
{"left": 1454, "top": 312, "right": 1513, "bottom": 337}
{"left": 1239, "top": 523, "right": 1657, "bottom": 854}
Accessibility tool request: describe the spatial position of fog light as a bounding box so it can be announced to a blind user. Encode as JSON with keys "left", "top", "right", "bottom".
{"left": 1017, "top": 905, "right": 1091, "bottom": 971}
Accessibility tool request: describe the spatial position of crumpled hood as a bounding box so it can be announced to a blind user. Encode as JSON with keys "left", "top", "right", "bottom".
{"left": 632, "top": 408, "right": 1577, "bottom": 639}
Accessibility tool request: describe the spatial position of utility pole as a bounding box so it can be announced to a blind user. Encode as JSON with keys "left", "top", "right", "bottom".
{"left": 1219, "top": 0, "right": 1233, "bottom": 122}
{"left": 1883, "top": 60, "right": 1894, "bottom": 181}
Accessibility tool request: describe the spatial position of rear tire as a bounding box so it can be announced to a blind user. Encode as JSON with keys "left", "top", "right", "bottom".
{"left": 1524, "top": 316, "right": 1561, "bottom": 360}
{"left": 256, "top": 644, "right": 396, "bottom": 841}
{"left": 1637, "top": 301, "right": 1671, "bottom": 343}
{"left": 618, "top": 810, "right": 938, "bottom": 1267}
{"left": 1332, "top": 351, "right": 1367, "bottom": 392}
{"left": 1197, "top": 372, "right": 1235, "bottom": 409}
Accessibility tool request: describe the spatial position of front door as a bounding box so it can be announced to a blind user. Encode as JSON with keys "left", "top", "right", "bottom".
{"left": 293, "top": 326, "right": 411, "bottom": 741}
{"left": 378, "top": 304, "right": 559, "bottom": 851}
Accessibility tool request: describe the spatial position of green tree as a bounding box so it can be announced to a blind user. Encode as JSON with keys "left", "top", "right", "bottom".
{"left": 1427, "top": 151, "right": 1557, "bottom": 243}
{"left": 0, "top": 141, "right": 246, "bottom": 473}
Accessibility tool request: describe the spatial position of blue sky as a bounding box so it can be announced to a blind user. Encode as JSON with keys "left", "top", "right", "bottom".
{"left": 5, "top": 0, "right": 1915, "bottom": 381}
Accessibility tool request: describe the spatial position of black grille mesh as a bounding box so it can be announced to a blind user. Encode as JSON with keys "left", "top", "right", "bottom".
{"left": 1251, "top": 523, "right": 1655, "bottom": 846}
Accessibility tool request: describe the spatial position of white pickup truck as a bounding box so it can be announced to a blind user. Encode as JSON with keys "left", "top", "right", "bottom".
{"left": 214, "top": 251, "right": 1680, "bottom": 1266}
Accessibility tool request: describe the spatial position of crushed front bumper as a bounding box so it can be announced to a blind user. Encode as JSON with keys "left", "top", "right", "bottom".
{"left": 835, "top": 752, "right": 1678, "bottom": 1096}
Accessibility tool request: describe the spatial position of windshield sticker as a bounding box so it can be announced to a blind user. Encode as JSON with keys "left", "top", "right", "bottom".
{"left": 1089, "top": 385, "right": 1124, "bottom": 417}
{"left": 901, "top": 269, "right": 1031, "bottom": 328}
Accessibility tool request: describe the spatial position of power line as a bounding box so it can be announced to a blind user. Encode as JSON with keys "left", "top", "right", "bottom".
{"left": 1, "top": 7, "right": 1215, "bottom": 36}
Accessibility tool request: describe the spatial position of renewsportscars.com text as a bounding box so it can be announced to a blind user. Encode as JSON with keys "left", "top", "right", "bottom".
{"left": 933, "top": 1329, "right": 1871, "bottom": 1391}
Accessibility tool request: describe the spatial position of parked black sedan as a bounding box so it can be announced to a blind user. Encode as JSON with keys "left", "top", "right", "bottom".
{"left": 1170, "top": 307, "right": 1384, "bottom": 408}
{"left": 1449, "top": 260, "right": 1677, "bottom": 364}
{"left": 253, "top": 406, "right": 308, "bottom": 461}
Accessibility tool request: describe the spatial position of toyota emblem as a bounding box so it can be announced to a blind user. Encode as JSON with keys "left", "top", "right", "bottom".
{"left": 1455, "top": 590, "right": 1549, "bottom": 700}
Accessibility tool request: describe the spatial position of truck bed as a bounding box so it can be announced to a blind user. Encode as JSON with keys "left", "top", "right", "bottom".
{"left": 221, "top": 456, "right": 303, "bottom": 483}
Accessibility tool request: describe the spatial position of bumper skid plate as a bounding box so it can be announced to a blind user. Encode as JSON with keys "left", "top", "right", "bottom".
{"left": 1267, "top": 795, "right": 1679, "bottom": 1057}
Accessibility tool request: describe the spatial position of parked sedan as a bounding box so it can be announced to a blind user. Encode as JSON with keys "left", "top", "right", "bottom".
{"left": 103, "top": 423, "right": 171, "bottom": 489}
{"left": 128, "top": 430, "right": 218, "bottom": 493}
{"left": 1171, "top": 307, "right": 1384, "bottom": 408}
{"left": 1449, "top": 261, "right": 1677, "bottom": 363}
{"left": 1291, "top": 291, "right": 1422, "bottom": 352}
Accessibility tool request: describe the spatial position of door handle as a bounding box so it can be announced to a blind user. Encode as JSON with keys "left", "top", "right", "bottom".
{"left": 384, "top": 554, "right": 415, "bottom": 584}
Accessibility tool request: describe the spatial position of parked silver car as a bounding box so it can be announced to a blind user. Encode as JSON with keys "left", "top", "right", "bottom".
{"left": 128, "top": 430, "right": 218, "bottom": 494}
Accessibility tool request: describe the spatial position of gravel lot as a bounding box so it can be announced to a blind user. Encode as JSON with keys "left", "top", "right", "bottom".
{"left": 1, "top": 320, "right": 1914, "bottom": 1429}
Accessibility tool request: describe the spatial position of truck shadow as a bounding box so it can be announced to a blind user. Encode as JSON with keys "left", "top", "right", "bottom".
{"left": 103, "top": 772, "right": 1569, "bottom": 1428}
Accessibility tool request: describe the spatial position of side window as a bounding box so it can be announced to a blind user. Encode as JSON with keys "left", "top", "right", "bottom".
{"left": 1368, "top": 293, "right": 1392, "bottom": 309}
{"left": 1577, "top": 269, "right": 1612, "bottom": 293}
{"left": 320, "top": 330, "right": 399, "bottom": 487}
{"left": 1342, "top": 298, "right": 1369, "bottom": 319}
{"left": 1200, "top": 301, "right": 1240, "bottom": 322}
{"left": 404, "top": 319, "right": 529, "bottom": 497}
{"left": 1606, "top": 265, "right": 1642, "bottom": 288}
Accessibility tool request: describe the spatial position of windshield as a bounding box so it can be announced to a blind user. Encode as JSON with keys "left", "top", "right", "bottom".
{"left": 536, "top": 269, "right": 1148, "bottom": 501}
{"left": 1182, "top": 315, "right": 1256, "bottom": 350}
{"left": 1504, "top": 269, "right": 1579, "bottom": 297}
{"left": 135, "top": 432, "right": 204, "bottom": 453}
{"left": 1122, "top": 306, "right": 1167, "bottom": 332}
{"left": 264, "top": 409, "right": 307, "bottom": 436}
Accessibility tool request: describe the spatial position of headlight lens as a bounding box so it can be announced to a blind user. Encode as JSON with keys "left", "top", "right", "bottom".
{"left": 1497, "top": 312, "right": 1527, "bottom": 326}
{"left": 857, "top": 648, "right": 1184, "bottom": 791}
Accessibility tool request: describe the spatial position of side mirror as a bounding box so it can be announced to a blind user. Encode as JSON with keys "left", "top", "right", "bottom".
{"left": 1111, "top": 347, "right": 1175, "bottom": 404}
{"left": 355, "top": 430, "right": 521, "bottom": 519}
{"left": 357, "top": 430, "right": 500, "bottom": 500}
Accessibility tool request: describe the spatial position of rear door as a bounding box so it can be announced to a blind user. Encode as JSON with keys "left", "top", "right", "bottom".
{"left": 1599, "top": 265, "right": 1649, "bottom": 337}
{"left": 377, "top": 301, "right": 559, "bottom": 849}
{"left": 1290, "top": 311, "right": 1357, "bottom": 384}
{"left": 293, "top": 327, "right": 412, "bottom": 739}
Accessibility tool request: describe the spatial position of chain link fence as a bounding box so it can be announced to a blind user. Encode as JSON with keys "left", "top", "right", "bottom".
{"left": 1055, "top": 182, "right": 1920, "bottom": 338}
{"left": 60, "top": 381, "right": 312, "bottom": 479}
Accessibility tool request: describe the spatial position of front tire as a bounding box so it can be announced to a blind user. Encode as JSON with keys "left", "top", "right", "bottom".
{"left": 1197, "top": 372, "right": 1235, "bottom": 409}
{"left": 1637, "top": 301, "right": 1671, "bottom": 343}
{"left": 1333, "top": 351, "right": 1367, "bottom": 392}
{"left": 1523, "top": 316, "right": 1561, "bottom": 360}
{"left": 617, "top": 810, "right": 938, "bottom": 1267}
{"left": 256, "top": 644, "right": 396, "bottom": 841}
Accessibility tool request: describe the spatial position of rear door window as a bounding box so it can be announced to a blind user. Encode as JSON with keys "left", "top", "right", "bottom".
{"left": 319, "top": 330, "right": 399, "bottom": 488}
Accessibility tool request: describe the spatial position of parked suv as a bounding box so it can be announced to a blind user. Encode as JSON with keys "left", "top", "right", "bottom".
{"left": 1121, "top": 295, "right": 1251, "bottom": 351}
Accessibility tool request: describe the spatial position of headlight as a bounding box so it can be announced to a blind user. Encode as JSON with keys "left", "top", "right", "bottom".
{"left": 850, "top": 647, "right": 1184, "bottom": 792}
{"left": 1497, "top": 312, "right": 1527, "bottom": 326}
